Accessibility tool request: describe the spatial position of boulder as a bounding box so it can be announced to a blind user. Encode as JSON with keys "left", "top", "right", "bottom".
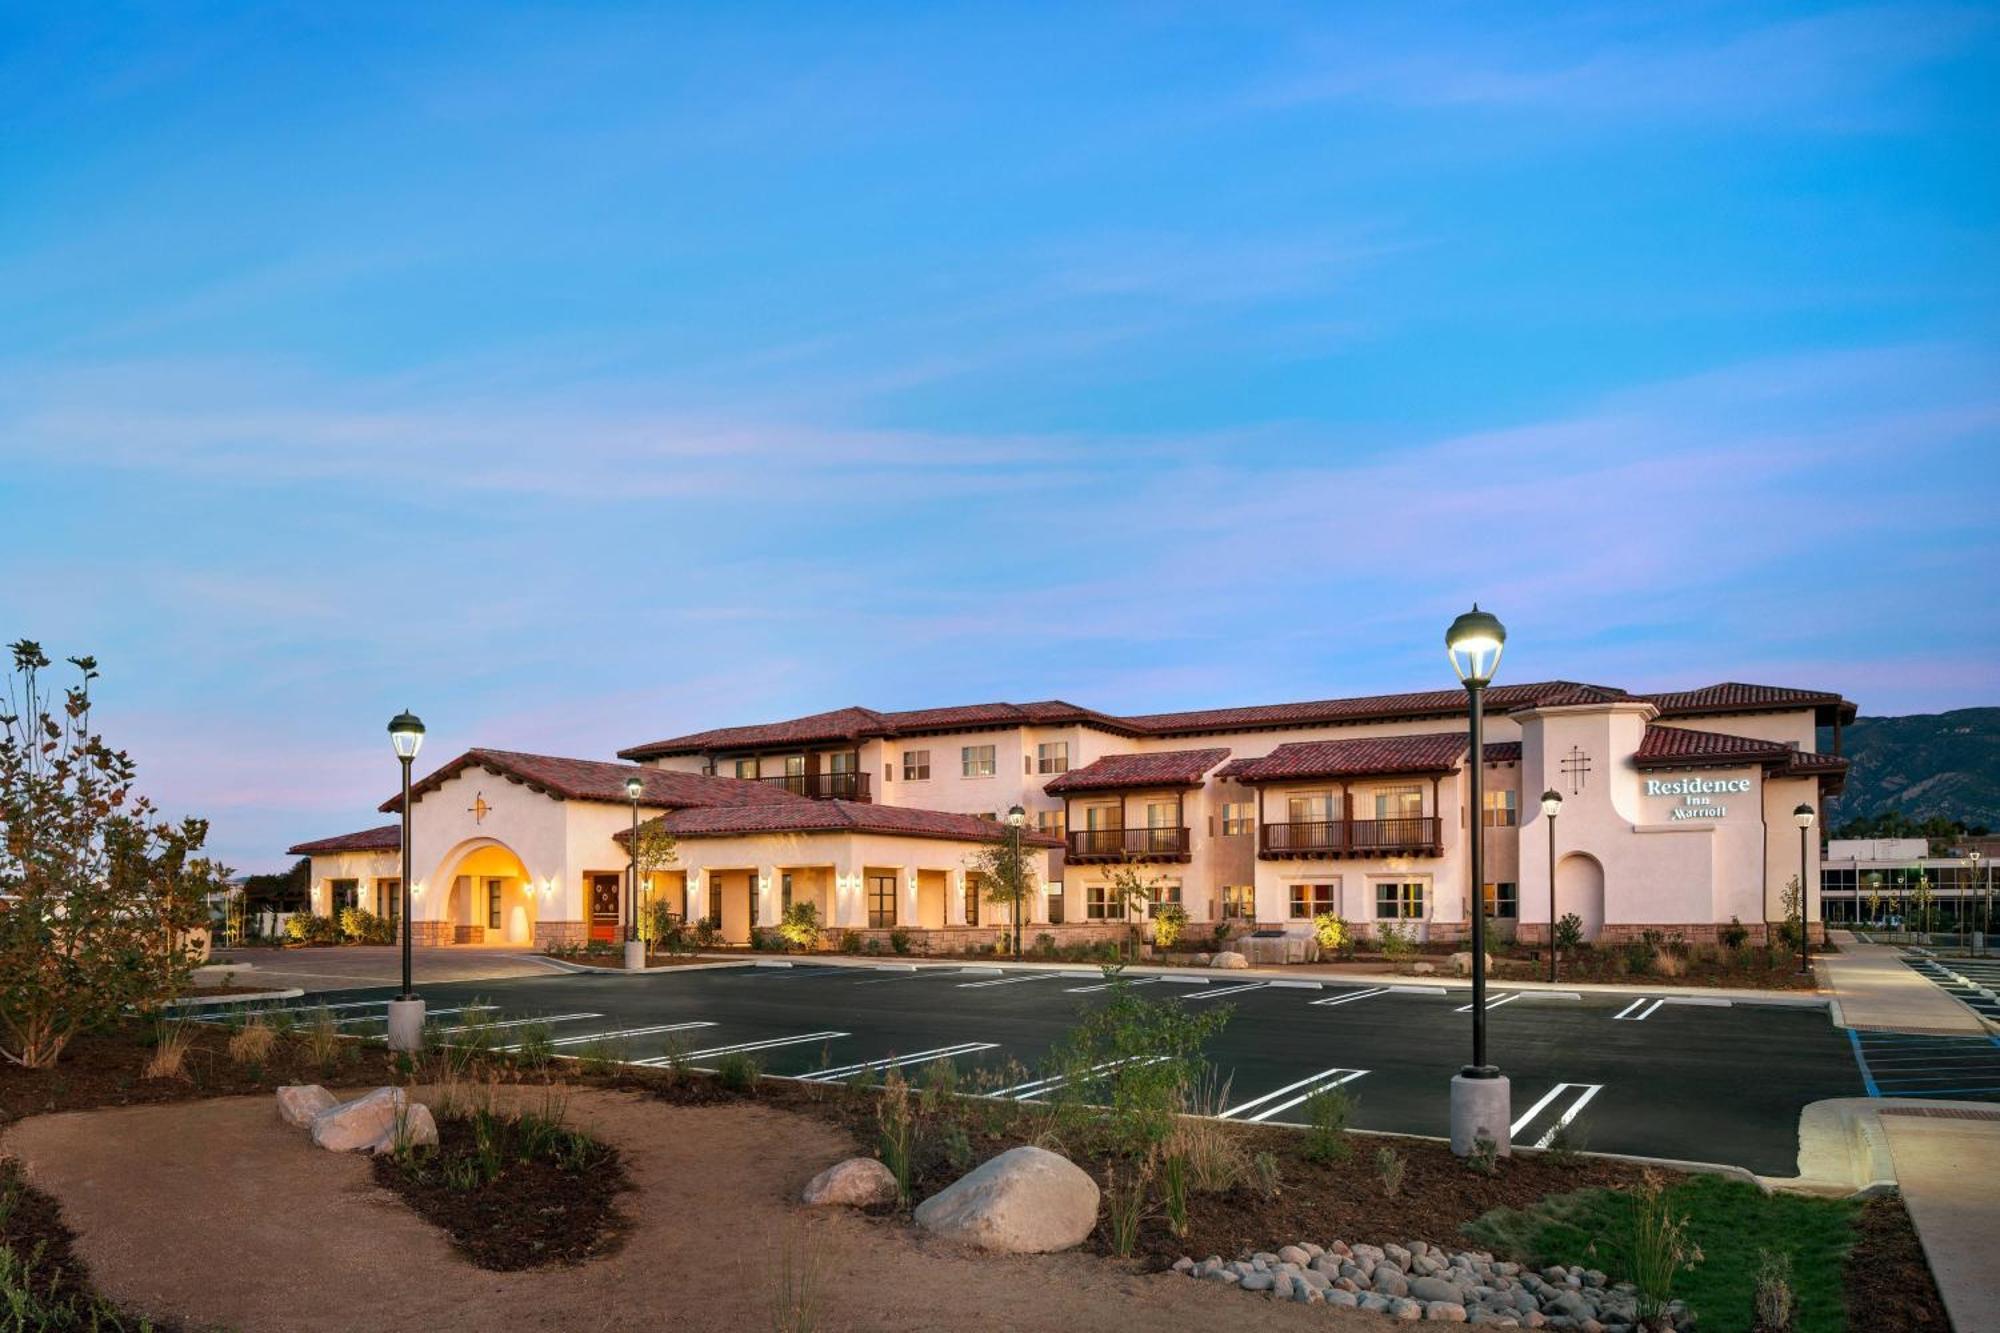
{"left": 1411, "top": 1276, "right": 1465, "bottom": 1304}
{"left": 1425, "top": 1302, "right": 1469, "bottom": 1322}
{"left": 276, "top": 1084, "right": 336, "bottom": 1129}
{"left": 1211, "top": 951, "right": 1249, "bottom": 970}
{"left": 310, "top": 1086, "right": 408, "bottom": 1153}
{"left": 803, "top": 1157, "right": 900, "bottom": 1208}
{"left": 368, "top": 1101, "right": 438, "bottom": 1155}
{"left": 1448, "top": 952, "right": 1495, "bottom": 976}
{"left": 1410, "top": 962, "right": 1438, "bottom": 975}
{"left": 912, "top": 1146, "right": 1099, "bottom": 1253}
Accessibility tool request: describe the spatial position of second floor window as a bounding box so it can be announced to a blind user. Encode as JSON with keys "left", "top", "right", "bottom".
{"left": 1037, "top": 741, "right": 1069, "bottom": 774}
{"left": 1221, "top": 802, "right": 1254, "bottom": 835}
{"left": 1375, "top": 786, "right": 1423, "bottom": 821}
{"left": 1288, "top": 792, "right": 1336, "bottom": 824}
{"left": 962, "top": 744, "right": 996, "bottom": 778}
{"left": 903, "top": 750, "right": 930, "bottom": 781}
{"left": 1483, "top": 789, "right": 1518, "bottom": 828}
{"left": 733, "top": 758, "right": 758, "bottom": 779}
{"left": 1036, "top": 808, "right": 1066, "bottom": 838}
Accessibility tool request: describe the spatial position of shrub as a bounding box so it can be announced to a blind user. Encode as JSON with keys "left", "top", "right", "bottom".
{"left": 838, "top": 930, "right": 862, "bottom": 954}
{"left": 1621, "top": 939, "right": 1655, "bottom": 974}
{"left": 1044, "top": 974, "right": 1233, "bottom": 1155}
{"left": 1378, "top": 921, "right": 1417, "bottom": 960}
{"left": 1251, "top": 1150, "right": 1282, "bottom": 1197}
{"left": 1311, "top": 911, "right": 1350, "bottom": 955}
{"left": 877, "top": 1071, "right": 914, "bottom": 1204}
{"left": 1301, "top": 1085, "right": 1357, "bottom": 1163}
{"left": 691, "top": 918, "right": 721, "bottom": 950}
{"left": 748, "top": 928, "right": 773, "bottom": 952}
{"left": 888, "top": 928, "right": 913, "bottom": 956}
{"left": 1720, "top": 916, "right": 1749, "bottom": 950}
{"left": 1628, "top": 1169, "right": 1703, "bottom": 1326}
{"left": 1554, "top": 913, "right": 1585, "bottom": 954}
{"left": 1159, "top": 1149, "right": 1189, "bottom": 1236}
{"left": 1375, "top": 1145, "right": 1405, "bottom": 1197}
{"left": 338, "top": 907, "right": 395, "bottom": 945}
{"left": 1032, "top": 932, "right": 1056, "bottom": 956}
{"left": 778, "top": 901, "right": 823, "bottom": 952}
{"left": 513, "top": 1022, "right": 555, "bottom": 1071}
{"left": 227, "top": 1015, "right": 275, "bottom": 1066}
{"left": 1152, "top": 902, "right": 1189, "bottom": 951}
{"left": 1104, "top": 1159, "right": 1148, "bottom": 1257}
{"left": 1752, "top": 1249, "right": 1795, "bottom": 1333}
{"left": 143, "top": 1019, "right": 195, "bottom": 1081}
{"left": 862, "top": 937, "right": 883, "bottom": 955}
{"left": 1466, "top": 1133, "right": 1499, "bottom": 1176}
{"left": 301, "top": 1006, "right": 342, "bottom": 1070}
{"left": 717, "top": 1051, "right": 761, "bottom": 1093}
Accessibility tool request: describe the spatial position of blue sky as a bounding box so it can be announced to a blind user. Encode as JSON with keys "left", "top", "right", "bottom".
{"left": 1, "top": 2, "right": 1995, "bottom": 869}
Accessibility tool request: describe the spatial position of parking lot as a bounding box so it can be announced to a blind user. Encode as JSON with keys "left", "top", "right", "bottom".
{"left": 1903, "top": 954, "right": 2000, "bottom": 1024}
{"left": 207, "top": 963, "right": 1868, "bottom": 1176}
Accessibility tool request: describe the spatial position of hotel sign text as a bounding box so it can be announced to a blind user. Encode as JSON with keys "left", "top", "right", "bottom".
{"left": 1646, "top": 774, "right": 1751, "bottom": 821}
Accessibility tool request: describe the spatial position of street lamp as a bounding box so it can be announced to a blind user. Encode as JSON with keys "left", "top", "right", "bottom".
{"left": 1006, "top": 805, "right": 1027, "bottom": 960}
{"left": 1970, "top": 849, "right": 1985, "bottom": 957}
{"left": 1541, "top": 789, "right": 1562, "bottom": 983}
{"left": 386, "top": 709, "right": 425, "bottom": 1052}
{"left": 625, "top": 775, "right": 646, "bottom": 972}
{"left": 1793, "top": 803, "right": 1815, "bottom": 976}
{"left": 1446, "top": 604, "right": 1509, "bottom": 1158}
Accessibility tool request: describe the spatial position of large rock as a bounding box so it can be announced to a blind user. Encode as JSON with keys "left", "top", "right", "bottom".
{"left": 1211, "top": 951, "right": 1250, "bottom": 970}
{"left": 368, "top": 1100, "right": 438, "bottom": 1155}
{"left": 276, "top": 1084, "right": 336, "bottom": 1129}
{"left": 1410, "top": 1275, "right": 1466, "bottom": 1304}
{"left": 1448, "top": 952, "right": 1495, "bottom": 976}
{"left": 802, "top": 1156, "right": 899, "bottom": 1207}
{"left": 310, "top": 1086, "right": 408, "bottom": 1153}
{"left": 912, "top": 1146, "right": 1099, "bottom": 1253}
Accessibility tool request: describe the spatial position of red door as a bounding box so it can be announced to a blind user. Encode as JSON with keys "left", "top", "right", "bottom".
{"left": 589, "top": 874, "right": 622, "bottom": 943}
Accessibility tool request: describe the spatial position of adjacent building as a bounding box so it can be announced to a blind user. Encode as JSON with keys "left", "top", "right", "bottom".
{"left": 288, "top": 678, "right": 1852, "bottom": 951}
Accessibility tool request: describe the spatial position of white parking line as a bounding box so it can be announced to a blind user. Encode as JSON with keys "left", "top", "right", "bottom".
{"left": 434, "top": 1012, "right": 602, "bottom": 1036}
{"left": 800, "top": 1041, "right": 1000, "bottom": 1082}
{"left": 1064, "top": 978, "right": 1161, "bottom": 994}
{"left": 1454, "top": 991, "right": 1521, "bottom": 1014}
{"left": 1184, "top": 982, "right": 1270, "bottom": 1001}
{"left": 852, "top": 970, "right": 940, "bottom": 985}
{"left": 1613, "top": 998, "right": 1665, "bottom": 1022}
{"left": 636, "top": 1030, "right": 848, "bottom": 1066}
{"left": 957, "top": 973, "right": 1064, "bottom": 989}
{"left": 497, "top": 1020, "right": 716, "bottom": 1053}
{"left": 1310, "top": 986, "right": 1390, "bottom": 1008}
{"left": 334, "top": 1004, "right": 495, "bottom": 1027}
{"left": 1511, "top": 1082, "right": 1604, "bottom": 1146}
{"left": 1219, "top": 1067, "right": 1368, "bottom": 1122}
{"left": 990, "top": 1055, "right": 1169, "bottom": 1101}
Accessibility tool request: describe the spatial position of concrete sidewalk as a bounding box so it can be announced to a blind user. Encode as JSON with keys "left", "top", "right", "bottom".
{"left": 209, "top": 945, "right": 570, "bottom": 993}
{"left": 1813, "top": 931, "right": 1989, "bottom": 1033}
{"left": 1882, "top": 1107, "right": 2000, "bottom": 1333}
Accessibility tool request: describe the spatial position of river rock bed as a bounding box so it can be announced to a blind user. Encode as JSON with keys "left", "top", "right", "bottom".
{"left": 1170, "top": 1238, "right": 1692, "bottom": 1329}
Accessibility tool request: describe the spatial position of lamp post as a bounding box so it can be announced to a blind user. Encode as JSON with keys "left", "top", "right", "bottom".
{"left": 1006, "top": 805, "right": 1027, "bottom": 960}
{"left": 1793, "top": 803, "right": 1815, "bottom": 976}
{"left": 1541, "top": 789, "right": 1562, "bottom": 983}
{"left": 1972, "top": 849, "right": 1986, "bottom": 957}
{"left": 625, "top": 776, "right": 646, "bottom": 972}
{"left": 385, "top": 710, "right": 426, "bottom": 1052}
{"left": 1446, "top": 604, "right": 1510, "bottom": 1158}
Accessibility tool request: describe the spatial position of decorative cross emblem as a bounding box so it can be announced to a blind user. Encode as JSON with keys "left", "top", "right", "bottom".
{"left": 1560, "top": 747, "right": 1593, "bottom": 795}
{"left": 468, "top": 792, "right": 492, "bottom": 824}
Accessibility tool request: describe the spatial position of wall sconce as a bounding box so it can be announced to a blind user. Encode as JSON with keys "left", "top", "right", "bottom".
{"left": 758, "top": 874, "right": 772, "bottom": 895}
{"left": 542, "top": 876, "right": 557, "bottom": 897}
{"left": 412, "top": 881, "right": 425, "bottom": 898}
{"left": 906, "top": 870, "right": 918, "bottom": 890}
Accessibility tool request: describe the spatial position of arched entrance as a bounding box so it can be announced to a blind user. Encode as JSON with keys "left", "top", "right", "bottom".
{"left": 1554, "top": 852, "right": 1606, "bottom": 943}
{"left": 432, "top": 840, "right": 538, "bottom": 946}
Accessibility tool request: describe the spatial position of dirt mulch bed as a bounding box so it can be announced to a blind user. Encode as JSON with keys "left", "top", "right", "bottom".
{"left": 371, "top": 1113, "right": 631, "bottom": 1270}
{"left": 1845, "top": 1194, "right": 1950, "bottom": 1332}
{"left": 0, "top": 1158, "right": 188, "bottom": 1332}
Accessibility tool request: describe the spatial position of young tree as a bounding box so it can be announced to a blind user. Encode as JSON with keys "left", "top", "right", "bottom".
{"left": 1104, "top": 856, "right": 1169, "bottom": 960}
{"left": 630, "top": 821, "right": 679, "bottom": 947}
{"left": 967, "top": 832, "right": 1040, "bottom": 953}
{"left": 0, "top": 643, "right": 223, "bottom": 1068}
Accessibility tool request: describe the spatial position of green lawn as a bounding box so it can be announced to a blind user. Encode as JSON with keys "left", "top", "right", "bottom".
{"left": 1465, "top": 1173, "right": 1859, "bottom": 1333}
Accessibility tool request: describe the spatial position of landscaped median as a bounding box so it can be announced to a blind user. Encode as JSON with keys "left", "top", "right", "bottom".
{"left": 0, "top": 976, "right": 1944, "bottom": 1332}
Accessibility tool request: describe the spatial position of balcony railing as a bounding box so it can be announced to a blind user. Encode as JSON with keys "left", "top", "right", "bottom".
{"left": 1259, "top": 817, "right": 1441, "bottom": 858}
{"left": 755, "top": 771, "right": 871, "bottom": 802}
{"left": 1065, "top": 826, "right": 1191, "bottom": 861}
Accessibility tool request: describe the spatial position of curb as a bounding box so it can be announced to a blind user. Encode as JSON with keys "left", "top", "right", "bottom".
{"left": 166, "top": 988, "right": 306, "bottom": 1009}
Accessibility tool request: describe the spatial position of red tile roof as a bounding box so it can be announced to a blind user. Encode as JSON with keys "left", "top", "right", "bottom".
{"left": 1634, "top": 725, "right": 1849, "bottom": 792}
{"left": 617, "top": 802, "right": 1063, "bottom": 847}
{"left": 287, "top": 824, "right": 401, "bottom": 856}
{"left": 1126, "top": 681, "right": 1630, "bottom": 735}
{"left": 1640, "top": 682, "right": 1855, "bottom": 725}
{"left": 380, "top": 748, "right": 813, "bottom": 815}
{"left": 1484, "top": 741, "right": 1523, "bottom": 763}
{"left": 1043, "top": 748, "right": 1232, "bottom": 795}
{"left": 1219, "top": 733, "right": 1468, "bottom": 783}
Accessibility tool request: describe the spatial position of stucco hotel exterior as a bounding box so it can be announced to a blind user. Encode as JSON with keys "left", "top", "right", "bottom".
{"left": 288, "top": 680, "right": 1852, "bottom": 953}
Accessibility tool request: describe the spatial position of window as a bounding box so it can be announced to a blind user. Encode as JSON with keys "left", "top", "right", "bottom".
{"left": 1375, "top": 786, "right": 1423, "bottom": 820}
{"left": 903, "top": 750, "right": 931, "bottom": 781}
{"left": 826, "top": 751, "right": 856, "bottom": 774}
{"left": 965, "top": 873, "right": 983, "bottom": 926}
{"left": 733, "top": 758, "right": 758, "bottom": 779}
{"left": 781, "top": 872, "right": 794, "bottom": 915}
{"left": 1288, "top": 792, "right": 1336, "bottom": 824}
{"left": 962, "top": 744, "right": 996, "bottom": 778}
{"left": 1483, "top": 882, "right": 1519, "bottom": 919}
{"left": 1086, "top": 884, "right": 1127, "bottom": 920}
{"left": 1483, "top": 789, "right": 1518, "bottom": 828}
{"left": 1221, "top": 884, "right": 1256, "bottom": 919}
{"left": 868, "top": 873, "right": 897, "bottom": 928}
{"left": 1036, "top": 808, "right": 1067, "bottom": 839}
{"left": 1289, "top": 883, "right": 1337, "bottom": 919}
{"left": 1046, "top": 885, "right": 1065, "bottom": 925}
{"left": 1375, "top": 881, "right": 1425, "bottom": 920}
{"left": 706, "top": 881, "right": 722, "bottom": 927}
{"left": 374, "top": 877, "right": 401, "bottom": 920}
{"left": 486, "top": 878, "right": 503, "bottom": 930}
{"left": 1222, "top": 802, "right": 1255, "bottom": 836}
{"left": 330, "top": 879, "right": 359, "bottom": 915}
{"left": 1144, "top": 882, "right": 1182, "bottom": 917}
{"left": 1037, "top": 741, "right": 1069, "bottom": 774}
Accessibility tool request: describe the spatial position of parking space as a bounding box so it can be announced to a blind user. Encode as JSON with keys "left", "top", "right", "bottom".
{"left": 1847, "top": 1029, "right": 2000, "bottom": 1101}
{"left": 1903, "top": 955, "right": 2000, "bottom": 1024}
{"left": 202, "top": 963, "right": 1868, "bottom": 1175}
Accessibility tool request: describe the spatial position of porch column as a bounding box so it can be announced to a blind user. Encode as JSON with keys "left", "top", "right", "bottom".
{"left": 902, "top": 867, "right": 922, "bottom": 929}
{"left": 829, "top": 860, "right": 860, "bottom": 928}
{"left": 754, "top": 864, "right": 778, "bottom": 930}
{"left": 686, "top": 868, "right": 707, "bottom": 926}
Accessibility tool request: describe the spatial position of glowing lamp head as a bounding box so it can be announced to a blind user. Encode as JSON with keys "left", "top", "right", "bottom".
{"left": 388, "top": 710, "right": 425, "bottom": 761}
{"left": 1793, "top": 803, "right": 1816, "bottom": 830}
{"left": 625, "top": 776, "right": 645, "bottom": 802}
{"left": 1007, "top": 804, "right": 1026, "bottom": 828}
{"left": 1445, "top": 604, "right": 1506, "bottom": 687}
{"left": 1541, "top": 789, "right": 1562, "bottom": 819}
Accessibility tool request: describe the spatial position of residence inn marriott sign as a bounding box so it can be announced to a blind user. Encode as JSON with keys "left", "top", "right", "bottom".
{"left": 288, "top": 680, "right": 1851, "bottom": 951}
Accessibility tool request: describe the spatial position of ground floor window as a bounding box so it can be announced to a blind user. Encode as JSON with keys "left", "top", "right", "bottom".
{"left": 330, "top": 878, "right": 359, "bottom": 915}
{"left": 868, "top": 873, "right": 897, "bottom": 928}
{"left": 965, "top": 873, "right": 983, "bottom": 926}
{"left": 1483, "top": 882, "right": 1518, "bottom": 919}
{"left": 1086, "top": 884, "right": 1126, "bottom": 920}
{"left": 486, "top": 878, "right": 503, "bottom": 930}
{"left": 1376, "top": 881, "right": 1425, "bottom": 920}
{"left": 1046, "top": 885, "right": 1064, "bottom": 924}
{"left": 373, "top": 877, "right": 401, "bottom": 919}
{"left": 781, "top": 872, "right": 793, "bottom": 914}
{"left": 1144, "top": 882, "right": 1182, "bottom": 918}
{"left": 1289, "top": 883, "right": 1337, "bottom": 919}
{"left": 705, "top": 878, "right": 722, "bottom": 927}
{"left": 1221, "top": 884, "right": 1255, "bottom": 919}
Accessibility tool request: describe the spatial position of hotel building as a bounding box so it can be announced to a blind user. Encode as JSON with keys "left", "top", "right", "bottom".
{"left": 287, "top": 679, "right": 1852, "bottom": 952}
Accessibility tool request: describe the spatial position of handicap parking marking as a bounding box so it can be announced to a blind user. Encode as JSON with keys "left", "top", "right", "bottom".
{"left": 433, "top": 1011, "right": 603, "bottom": 1036}
{"left": 956, "top": 972, "right": 1066, "bottom": 990}
{"left": 1847, "top": 1030, "right": 2000, "bottom": 1101}
{"left": 496, "top": 1020, "right": 717, "bottom": 1053}
{"left": 1309, "top": 985, "right": 1391, "bottom": 1008}
{"left": 1182, "top": 981, "right": 1271, "bottom": 1002}
{"left": 1064, "top": 977, "right": 1160, "bottom": 993}
{"left": 1453, "top": 991, "right": 1522, "bottom": 1014}
{"left": 1218, "top": 1067, "right": 1369, "bottom": 1123}
{"left": 1612, "top": 998, "right": 1666, "bottom": 1022}
{"left": 990, "top": 1054, "right": 1172, "bottom": 1102}
{"left": 636, "top": 1029, "right": 850, "bottom": 1067}
{"left": 1510, "top": 1082, "right": 1604, "bottom": 1148}
{"left": 798, "top": 1041, "right": 1001, "bottom": 1083}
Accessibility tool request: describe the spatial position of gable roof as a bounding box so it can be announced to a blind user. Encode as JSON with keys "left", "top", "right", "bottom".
{"left": 1218, "top": 732, "right": 1469, "bottom": 784}
{"left": 287, "top": 824, "right": 401, "bottom": 856}
{"left": 1639, "top": 682, "right": 1856, "bottom": 726}
{"left": 380, "top": 748, "right": 813, "bottom": 815}
{"left": 617, "top": 801, "right": 1064, "bottom": 847}
{"left": 1043, "top": 748, "right": 1232, "bottom": 795}
{"left": 1634, "top": 725, "right": 1850, "bottom": 793}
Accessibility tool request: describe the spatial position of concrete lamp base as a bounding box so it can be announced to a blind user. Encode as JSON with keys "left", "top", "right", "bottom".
{"left": 1450, "top": 1071, "right": 1513, "bottom": 1158}
{"left": 624, "top": 939, "right": 647, "bottom": 972}
{"left": 385, "top": 997, "right": 426, "bottom": 1053}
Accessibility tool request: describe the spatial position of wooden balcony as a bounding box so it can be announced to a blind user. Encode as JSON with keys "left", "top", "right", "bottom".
{"left": 1065, "top": 826, "right": 1191, "bottom": 863}
{"left": 755, "top": 771, "right": 871, "bottom": 802}
{"left": 1259, "top": 817, "right": 1441, "bottom": 859}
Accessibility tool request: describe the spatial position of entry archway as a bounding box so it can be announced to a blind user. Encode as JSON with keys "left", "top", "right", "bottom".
{"left": 430, "top": 839, "right": 538, "bottom": 946}
{"left": 1554, "top": 852, "right": 1606, "bottom": 943}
